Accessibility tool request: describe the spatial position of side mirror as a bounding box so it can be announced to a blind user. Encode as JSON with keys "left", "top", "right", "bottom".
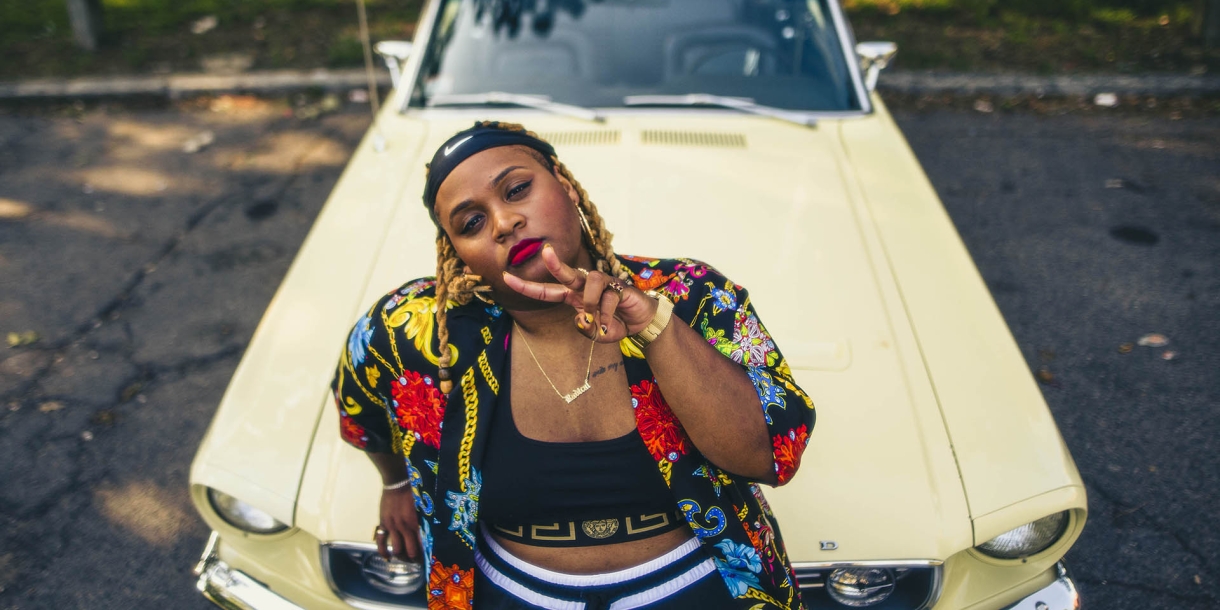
{"left": 855, "top": 41, "right": 897, "bottom": 92}
{"left": 374, "top": 41, "right": 414, "bottom": 89}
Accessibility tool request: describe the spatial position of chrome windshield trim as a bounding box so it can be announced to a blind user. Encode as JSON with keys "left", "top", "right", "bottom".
{"left": 623, "top": 94, "right": 817, "bottom": 128}
{"left": 826, "top": 0, "right": 874, "bottom": 113}
{"left": 393, "top": 0, "right": 442, "bottom": 113}
{"left": 403, "top": 106, "right": 871, "bottom": 122}
{"left": 429, "top": 92, "right": 604, "bottom": 122}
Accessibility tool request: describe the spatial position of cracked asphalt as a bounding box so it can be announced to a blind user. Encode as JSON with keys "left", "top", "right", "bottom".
{"left": 0, "top": 100, "right": 1216, "bottom": 609}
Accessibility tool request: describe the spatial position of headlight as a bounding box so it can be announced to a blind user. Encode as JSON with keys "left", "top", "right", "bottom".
{"left": 206, "top": 488, "right": 289, "bottom": 534}
{"left": 360, "top": 553, "right": 424, "bottom": 595}
{"left": 826, "top": 567, "right": 896, "bottom": 607}
{"left": 322, "top": 543, "right": 426, "bottom": 604}
{"left": 977, "top": 511, "right": 1069, "bottom": 559}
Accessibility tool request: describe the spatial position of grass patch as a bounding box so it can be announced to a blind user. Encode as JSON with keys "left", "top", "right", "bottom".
{"left": 0, "top": 0, "right": 422, "bottom": 79}
{"left": 846, "top": 0, "right": 1219, "bottom": 74}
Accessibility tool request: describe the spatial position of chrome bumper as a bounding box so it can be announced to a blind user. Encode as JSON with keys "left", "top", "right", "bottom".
{"left": 1002, "top": 562, "right": 1081, "bottom": 610}
{"left": 194, "top": 531, "right": 305, "bottom": 610}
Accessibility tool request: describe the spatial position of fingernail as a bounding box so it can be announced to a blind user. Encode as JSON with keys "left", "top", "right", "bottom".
{"left": 584, "top": 313, "right": 594, "bottom": 324}
{"left": 600, "top": 325, "right": 608, "bottom": 335}
{"left": 576, "top": 317, "right": 586, "bottom": 329}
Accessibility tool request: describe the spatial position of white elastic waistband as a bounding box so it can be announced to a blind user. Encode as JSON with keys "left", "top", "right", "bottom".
{"left": 474, "top": 530, "right": 715, "bottom": 610}
{"left": 480, "top": 524, "right": 703, "bottom": 587}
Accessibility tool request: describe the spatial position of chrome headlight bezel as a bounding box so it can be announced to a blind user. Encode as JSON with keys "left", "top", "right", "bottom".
{"left": 205, "top": 487, "right": 290, "bottom": 535}
{"left": 320, "top": 542, "right": 427, "bottom": 607}
{"left": 976, "top": 511, "right": 1070, "bottom": 560}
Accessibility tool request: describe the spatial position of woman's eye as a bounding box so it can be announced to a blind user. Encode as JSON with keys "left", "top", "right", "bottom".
{"left": 460, "top": 215, "right": 483, "bottom": 234}
{"left": 507, "top": 180, "right": 531, "bottom": 199}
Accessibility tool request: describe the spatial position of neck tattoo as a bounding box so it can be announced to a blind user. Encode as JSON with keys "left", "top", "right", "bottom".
{"left": 514, "top": 323, "right": 598, "bottom": 404}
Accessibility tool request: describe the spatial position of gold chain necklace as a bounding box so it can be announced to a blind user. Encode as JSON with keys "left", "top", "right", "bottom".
{"left": 514, "top": 323, "right": 597, "bottom": 404}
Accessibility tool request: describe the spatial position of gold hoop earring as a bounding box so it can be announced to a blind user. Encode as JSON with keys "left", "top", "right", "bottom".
{"left": 575, "top": 203, "right": 596, "bottom": 245}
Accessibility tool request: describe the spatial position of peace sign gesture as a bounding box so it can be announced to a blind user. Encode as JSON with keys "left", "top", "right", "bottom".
{"left": 502, "top": 244, "right": 657, "bottom": 342}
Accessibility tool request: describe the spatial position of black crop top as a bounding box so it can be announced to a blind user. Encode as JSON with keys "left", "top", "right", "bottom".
{"left": 479, "top": 351, "right": 684, "bottom": 547}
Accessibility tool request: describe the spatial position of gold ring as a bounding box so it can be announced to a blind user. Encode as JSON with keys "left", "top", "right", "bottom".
{"left": 606, "top": 280, "right": 625, "bottom": 295}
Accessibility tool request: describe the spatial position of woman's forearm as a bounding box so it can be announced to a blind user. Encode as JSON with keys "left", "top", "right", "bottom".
{"left": 368, "top": 451, "right": 410, "bottom": 485}
{"left": 644, "top": 318, "right": 775, "bottom": 483}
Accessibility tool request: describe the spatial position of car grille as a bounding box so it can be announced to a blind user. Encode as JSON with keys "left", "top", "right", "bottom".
{"left": 793, "top": 563, "right": 942, "bottom": 609}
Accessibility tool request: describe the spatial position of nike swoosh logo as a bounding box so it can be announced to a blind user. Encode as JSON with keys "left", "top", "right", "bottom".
{"left": 444, "top": 135, "right": 473, "bottom": 156}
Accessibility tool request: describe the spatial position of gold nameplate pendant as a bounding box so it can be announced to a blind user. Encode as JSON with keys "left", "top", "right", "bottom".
{"left": 562, "top": 381, "right": 591, "bottom": 403}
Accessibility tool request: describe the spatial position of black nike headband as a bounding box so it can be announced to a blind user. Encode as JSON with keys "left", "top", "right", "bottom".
{"left": 423, "top": 123, "right": 557, "bottom": 226}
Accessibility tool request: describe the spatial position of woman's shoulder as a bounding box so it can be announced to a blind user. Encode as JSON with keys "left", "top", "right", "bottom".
{"left": 361, "top": 277, "right": 439, "bottom": 314}
{"left": 349, "top": 277, "right": 441, "bottom": 337}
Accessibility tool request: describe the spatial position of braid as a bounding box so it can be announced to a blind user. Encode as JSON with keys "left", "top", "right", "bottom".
{"left": 549, "top": 157, "right": 628, "bottom": 280}
{"left": 433, "top": 121, "right": 624, "bottom": 392}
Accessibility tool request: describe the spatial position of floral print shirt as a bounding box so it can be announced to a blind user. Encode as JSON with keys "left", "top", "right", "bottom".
{"left": 331, "top": 256, "right": 816, "bottom": 610}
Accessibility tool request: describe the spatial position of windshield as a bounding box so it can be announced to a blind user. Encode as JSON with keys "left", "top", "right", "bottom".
{"left": 411, "top": 0, "right": 860, "bottom": 111}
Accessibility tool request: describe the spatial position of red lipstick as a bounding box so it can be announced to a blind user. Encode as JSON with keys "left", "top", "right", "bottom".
{"left": 508, "top": 238, "right": 544, "bottom": 266}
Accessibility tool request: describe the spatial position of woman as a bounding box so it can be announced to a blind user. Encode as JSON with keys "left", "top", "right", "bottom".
{"left": 332, "top": 122, "right": 815, "bottom": 609}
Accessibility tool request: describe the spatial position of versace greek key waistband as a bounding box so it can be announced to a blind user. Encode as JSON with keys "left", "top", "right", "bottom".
{"left": 489, "top": 512, "right": 686, "bottom": 547}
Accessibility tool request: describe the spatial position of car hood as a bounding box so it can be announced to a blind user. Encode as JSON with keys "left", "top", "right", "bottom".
{"left": 289, "top": 113, "right": 973, "bottom": 561}
{"left": 196, "top": 109, "right": 1080, "bottom": 563}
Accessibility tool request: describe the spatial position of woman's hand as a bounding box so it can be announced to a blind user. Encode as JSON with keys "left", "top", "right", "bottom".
{"left": 502, "top": 244, "right": 656, "bottom": 342}
{"left": 376, "top": 486, "right": 422, "bottom": 562}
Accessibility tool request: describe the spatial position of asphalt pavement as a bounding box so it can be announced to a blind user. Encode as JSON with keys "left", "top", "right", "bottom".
{"left": 0, "top": 99, "right": 1216, "bottom": 609}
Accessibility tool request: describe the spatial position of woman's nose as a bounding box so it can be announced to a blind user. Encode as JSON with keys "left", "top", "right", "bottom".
{"left": 492, "top": 207, "right": 525, "bottom": 239}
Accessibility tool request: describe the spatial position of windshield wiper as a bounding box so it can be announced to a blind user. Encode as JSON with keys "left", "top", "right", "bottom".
{"left": 623, "top": 94, "right": 816, "bottom": 128}
{"left": 428, "top": 92, "right": 603, "bottom": 123}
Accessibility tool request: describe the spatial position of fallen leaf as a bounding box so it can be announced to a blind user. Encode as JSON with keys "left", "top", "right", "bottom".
{"left": 973, "top": 99, "right": 994, "bottom": 113}
{"left": 191, "top": 15, "right": 218, "bottom": 35}
{"left": 182, "top": 131, "right": 215, "bottom": 154}
{"left": 1118, "top": 343, "right": 1134, "bottom": 354}
{"left": 1035, "top": 366, "right": 1055, "bottom": 384}
{"left": 0, "top": 198, "right": 33, "bottom": 219}
{"left": 38, "top": 401, "right": 64, "bottom": 413}
{"left": 1161, "top": 350, "right": 1177, "bottom": 361}
{"left": 6, "top": 331, "right": 39, "bottom": 348}
{"left": 1138, "top": 333, "right": 1168, "bottom": 347}
{"left": 91, "top": 410, "right": 117, "bottom": 426}
{"left": 1195, "top": 575, "right": 1203, "bottom": 585}
{"left": 120, "top": 383, "right": 143, "bottom": 402}
{"left": 1105, "top": 179, "right": 1124, "bottom": 189}
{"left": 81, "top": 431, "right": 94, "bottom": 441}
{"left": 1094, "top": 92, "right": 1119, "bottom": 107}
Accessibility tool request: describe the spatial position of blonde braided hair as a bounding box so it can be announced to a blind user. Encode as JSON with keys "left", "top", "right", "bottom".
{"left": 432, "top": 121, "right": 628, "bottom": 393}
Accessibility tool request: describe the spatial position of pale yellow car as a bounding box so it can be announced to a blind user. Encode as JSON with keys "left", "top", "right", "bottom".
{"left": 188, "top": 1, "right": 1087, "bottom": 609}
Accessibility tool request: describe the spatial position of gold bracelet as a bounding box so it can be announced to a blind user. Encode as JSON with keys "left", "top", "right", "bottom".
{"left": 628, "top": 291, "right": 673, "bottom": 351}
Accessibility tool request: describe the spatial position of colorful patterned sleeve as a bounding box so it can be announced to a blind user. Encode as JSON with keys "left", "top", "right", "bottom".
{"left": 331, "top": 278, "right": 452, "bottom": 460}
{"left": 665, "top": 260, "right": 816, "bottom": 486}
{"left": 331, "top": 293, "right": 398, "bottom": 454}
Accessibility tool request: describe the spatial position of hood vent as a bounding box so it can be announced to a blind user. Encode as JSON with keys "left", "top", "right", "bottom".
{"left": 642, "top": 130, "right": 746, "bottom": 148}
{"left": 538, "top": 130, "right": 621, "bottom": 146}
